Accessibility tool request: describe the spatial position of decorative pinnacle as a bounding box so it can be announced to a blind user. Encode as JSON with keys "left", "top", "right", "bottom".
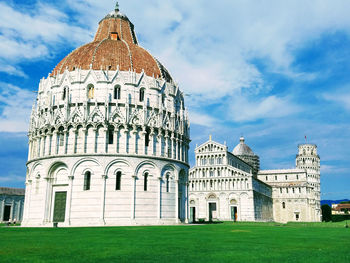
{"left": 115, "top": 1, "right": 119, "bottom": 12}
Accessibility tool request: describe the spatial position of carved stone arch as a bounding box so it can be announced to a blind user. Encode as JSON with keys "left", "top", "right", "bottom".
{"left": 29, "top": 162, "right": 44, "bottom": 180}
{"left": 109, "top": 107, "right": 125, "bottom": 124}
{"left": 129, "top": 108, "right": 143, "bottom": 125}
{"left": 88, "top": 106, "right": 104, "bottom": 123}
{"left": 135, "top": 160, "right": 159, "bottom": 177}
{"left": 160, "top": 163, "right": 177, "bottom": 180}
{"left": 207, "top": 193, "right": 217, "bottom": 200}
{"left": 70, "top": 157, "right": 102, "bottom": 177}
{"left": 104, "top": 159, "right": 131, "bottom": 176}
{"left": 69, "top": 108, "right": 83, "bottom": 123}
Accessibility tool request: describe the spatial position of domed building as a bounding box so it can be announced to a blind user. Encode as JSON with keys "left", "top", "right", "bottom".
{"left": 232, "top": 137, "right": 260, "bottom": 176}
{"left": 22, "top": 3, "right": 190, "bottom": 227}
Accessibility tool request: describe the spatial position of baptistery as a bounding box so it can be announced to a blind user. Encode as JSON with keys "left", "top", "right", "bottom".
{"left": 22, "top": 3, "right": 190, "bottom": 227}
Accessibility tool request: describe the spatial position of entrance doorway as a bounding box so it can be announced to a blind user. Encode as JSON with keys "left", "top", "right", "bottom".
{"left": 3, "top": 205, "right": 11, "bottom": 221}
{"left": 230, "top": 206, "right": 238, "bottom": 221}
{"left": 190, "top": 207, "right": 196, "bottom": 223}
{"left": 53, "top": 191, "right": 67, "bottom": 223}
{"left": 208, "top": 202, "right": 217, "bottom": 221}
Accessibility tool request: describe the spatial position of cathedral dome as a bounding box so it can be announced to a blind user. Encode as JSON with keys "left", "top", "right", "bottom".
{"left": 233, "top": 137, "right": 254, "bottom": 156}
{"left": 51, "top": 4, "right": 173, "bottom": 82}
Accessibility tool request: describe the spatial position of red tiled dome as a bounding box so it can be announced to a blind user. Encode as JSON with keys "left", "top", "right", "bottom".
{"left": 51, "top": 6, "right": 172, "bottom": 82}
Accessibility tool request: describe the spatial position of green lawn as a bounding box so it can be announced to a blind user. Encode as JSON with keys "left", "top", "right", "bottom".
{"left": 0, "top": 222, "right": 349, "bottom": 263}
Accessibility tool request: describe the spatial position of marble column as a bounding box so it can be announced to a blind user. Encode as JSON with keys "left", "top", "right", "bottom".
{"left": 185, "top": 182, "right": 189, "bottom": 223}
{"left": 158, "top": 176, "right": 162, "bottom": 219}
{"left": 175, "top": 179, "right": 179, "bottom": 222}
{"left": 93, "top": 128, "right": 97, "bottom": 153}
{"left": 52, "top": 131, "right": 58, "bottom": 155}
{"left": 123, "top": 128, "right": 129, "bottom": 154}
{"left": 140, "top": 129, "right": 147, "bottom": 155}
{"left": 63, "top": 129, "right": 68, "bottom": 154}
{"left": 171, "top": 133, "right": 175, "bottom": 159}
{"left": 114, "top": 127, "right": 119, "bottom": 153}
{"left": 131, "top": 126, "right": 138, "bottom": 154}
{"left": 82, "top": 128, "right": 87, "bottom": 153}
{"left": 42, "top": 177, "right": 52, "bottom": 224}
{"left": 157, "top": 133, "right": 163, "bottom": 157}
{"left": 66, "top": 176, "right": 74, "bottom": 225}
{"left": 131, "top": 175, "right": 137, "bottom": 219}
{"left": 102, "top": 127, "right": 108, "bottom": 154}
{"left": 149, "top": 128, "right": 155, "bottom": 156}
{"left": 100, "top": 174, "right": 107, "bottom": 225}
{"left": 73, "top": 129, "right": 78, "bottom": 154}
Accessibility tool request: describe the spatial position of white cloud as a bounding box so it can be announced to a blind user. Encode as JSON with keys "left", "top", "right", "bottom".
{"left": 0, "top": 63, "right": 27, "bottom": 78}
{"left": 189, "top": 111, "right": 217, "bottom": 127}
{"left": 0, "top": 2, "right": 92, "bottom": 67}
{"left": 323, "top": 91, "right": 350, "bottom": 111}
{"left": 0, "top": 83, "right": 35, "bottom": 132}
{"left": 228, "top": 95, "right": 300, "bottom": 122}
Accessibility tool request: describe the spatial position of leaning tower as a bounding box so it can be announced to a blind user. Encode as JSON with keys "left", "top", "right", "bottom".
{"left": 22, "top": 3, "right": 190, "bottom": 227}
{"left": 296, "top": 144, "right": 321, "bottom": 221}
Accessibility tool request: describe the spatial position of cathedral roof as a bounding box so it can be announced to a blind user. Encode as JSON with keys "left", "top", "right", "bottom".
{"left": 50, "top": 3, "right": 173, "bottom": 82}
{"left": 232, "top": 137, "right": 255, "bottom": 156}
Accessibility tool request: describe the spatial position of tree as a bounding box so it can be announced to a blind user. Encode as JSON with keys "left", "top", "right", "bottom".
{"left": 321, "top": 204, "right": 332, "bottom": 222}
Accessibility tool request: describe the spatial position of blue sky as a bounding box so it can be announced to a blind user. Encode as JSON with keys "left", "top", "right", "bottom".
{"left": 0, "top": 0, "right": 350, "bottom": 199}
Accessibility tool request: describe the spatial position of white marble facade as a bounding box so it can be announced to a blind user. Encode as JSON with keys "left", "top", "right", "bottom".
{"left": 189, "top": 138, "right": 321, "bottom": 223}
{"left": 188, "top": 139, "right": 273, "bottom": 222}
{"left": 22, "top": 6, "right": 190, "bottom": 227}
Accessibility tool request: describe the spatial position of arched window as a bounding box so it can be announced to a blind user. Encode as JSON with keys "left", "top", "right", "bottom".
{"left": 139, "top": 88, "right": 145, "bottom": 102}
{"left": 145, "top": 128, "right": 150, "bottom": 147}
{"left": 282, "top": 202, "right": 286, "bottom": 209}
{"left": 114, "top": 85, "right": 121, "bottom": 100}
{"left": 58, "top": 127, "right": 64, "bottom": 147}
{"left": 166, "top": 174, "right": 170, "bottom": 192}
{"left": 87, "top": 84, "right": 94, "bottom": 99}
{"left": 144, "top": 172, "right": 148, "bottom": 191}
{"left": 116, "top": 171, "right": 122, "bottom": 190}
{"left": 84, "top": 171, "right": 91, "bottom": 191}
{"left": 108, "top": 126, "right": 114, "bottom": 144}
{"left": 62, "top": 87, "right": 67, "bottom": 100}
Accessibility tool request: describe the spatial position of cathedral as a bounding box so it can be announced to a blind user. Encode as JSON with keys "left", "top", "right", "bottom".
{"left": 188, "top": 137, "right": 321, "bottom": 223}
{"left": 22, "top": 3, "right": 190, "bottom": 227}
{"left": 22, "top": 3, "right": 321, "bottom": 227}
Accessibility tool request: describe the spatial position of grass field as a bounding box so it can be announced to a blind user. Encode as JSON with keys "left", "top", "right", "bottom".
{"left": 0, "top": 222, "right": 349, "bottom": 263}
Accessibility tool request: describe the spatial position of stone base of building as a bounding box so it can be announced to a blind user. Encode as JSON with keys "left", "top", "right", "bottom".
{"left": 21, "top": 218, "right": 182, "bottom": 227}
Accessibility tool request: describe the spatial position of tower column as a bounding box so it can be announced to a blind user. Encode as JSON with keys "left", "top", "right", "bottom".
{"left": 131, "top": 175, "right": 137, "bottom": 219}
{"left": 52, "top": 132, "right": 58, "bottom": 155}
{"left": 82, "top": 128, "right": 87, "bottom": 153}
{"left": 175, "top": 179, "right": 179, "bottom": 222}
{"left": 100, "top": 174, "right": 107, "bottom": 225}
{"left": 66, "top": 176, "right": 74, "bottom": 225}
{"left": 158, "top": 176, "right": 162, "bottom": 219}
{"left": 157, "top": 132, "right": 162, "bottom": 157}
{"left": 149, "top": 128, "right": 155, "bottom": 156}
